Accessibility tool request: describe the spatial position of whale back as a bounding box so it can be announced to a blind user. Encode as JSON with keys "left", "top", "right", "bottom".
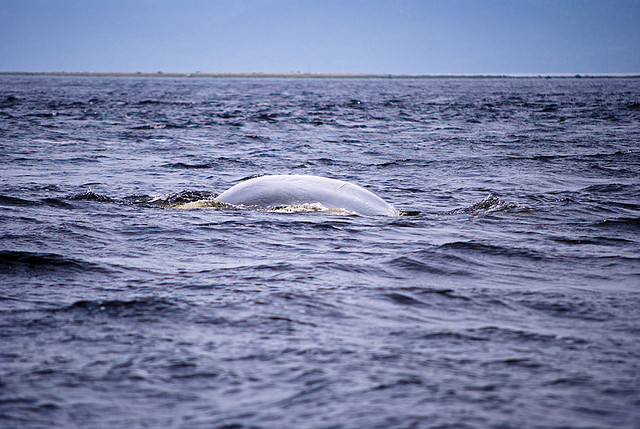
{"left": 215, "top": 175, "right": 398, "bottom": 216}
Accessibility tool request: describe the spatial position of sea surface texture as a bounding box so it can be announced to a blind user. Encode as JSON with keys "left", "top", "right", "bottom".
{"left": 1, "top": 75, "right": 639, "bottom": 428}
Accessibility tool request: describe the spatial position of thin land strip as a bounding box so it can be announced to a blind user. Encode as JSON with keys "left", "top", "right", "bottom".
{"left": 1, "top": 71, "right": 639, "bottom": 79}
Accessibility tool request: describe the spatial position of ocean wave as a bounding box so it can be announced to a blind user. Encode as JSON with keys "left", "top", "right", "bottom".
{"left": 0, "top": 250, "right": 108, "bottom": 274}
{"left": 59, "top": 298, "right": 183, "bottom": 318}
{"left": 0, "top": 195, "right": 41, "bottom": 207}
{"left": 444, "top": 195, "right": 520, "bottom": 215}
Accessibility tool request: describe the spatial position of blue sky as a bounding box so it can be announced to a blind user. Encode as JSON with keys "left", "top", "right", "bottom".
{"left": 1, "top": 0, "right": 639, "bottom": 75}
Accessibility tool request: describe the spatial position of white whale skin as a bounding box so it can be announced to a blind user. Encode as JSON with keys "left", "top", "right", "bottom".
{"left": 214, "top": 175, "right": 398, "bottom": 216}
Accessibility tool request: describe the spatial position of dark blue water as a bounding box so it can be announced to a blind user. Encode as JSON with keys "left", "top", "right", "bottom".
{"left": 1, "top": 75, "right": 639, "bottom": 428}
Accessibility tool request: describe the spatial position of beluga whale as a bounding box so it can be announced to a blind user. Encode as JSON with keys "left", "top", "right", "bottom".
{"left": 214, "top": 174, "right": 399, "bottom": 216}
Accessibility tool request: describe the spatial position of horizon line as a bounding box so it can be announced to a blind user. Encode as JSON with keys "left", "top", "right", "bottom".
{"left": 2, "top": 71, "right": 639, "bottom": 79}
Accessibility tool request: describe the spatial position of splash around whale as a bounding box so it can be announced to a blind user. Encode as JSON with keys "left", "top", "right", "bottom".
{"left": 213, "top": 175, "right": 399, "bottom": 216}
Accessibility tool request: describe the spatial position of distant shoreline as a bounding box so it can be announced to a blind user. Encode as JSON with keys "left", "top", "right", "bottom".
{"left": 1, "top": 71, "right": 639, "bottom": 79}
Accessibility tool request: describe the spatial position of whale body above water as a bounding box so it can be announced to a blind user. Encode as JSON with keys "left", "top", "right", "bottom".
{"left": 214, "top": 175, "right": 398, "bottom": 216}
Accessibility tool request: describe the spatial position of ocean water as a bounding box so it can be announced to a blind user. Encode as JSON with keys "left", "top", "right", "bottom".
{"left": 1, "top": 75, "right": 639, "bottom": 428}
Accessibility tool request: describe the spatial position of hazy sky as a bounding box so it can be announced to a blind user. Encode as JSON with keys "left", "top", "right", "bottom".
{"left": 1, "top": 0, "right": 639, "bottom": 75}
